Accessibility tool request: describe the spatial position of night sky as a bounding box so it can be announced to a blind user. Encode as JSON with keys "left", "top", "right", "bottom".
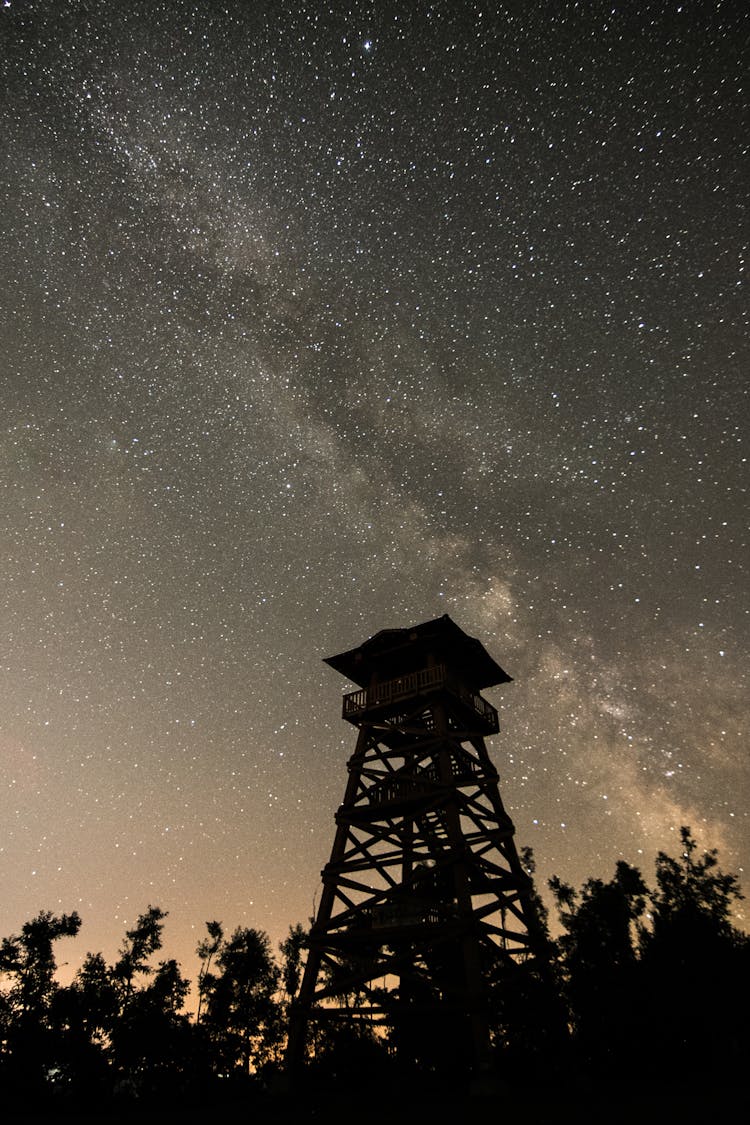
{"left": 1, "top": 0, "right": 747, "bottom": 989}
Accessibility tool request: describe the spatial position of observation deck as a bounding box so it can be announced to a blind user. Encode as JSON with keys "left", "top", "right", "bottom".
{"left": 340, "top": 662, "right": 499, "bottom": 736}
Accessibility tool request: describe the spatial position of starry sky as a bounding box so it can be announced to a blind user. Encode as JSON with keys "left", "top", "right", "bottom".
{"left": 1, "top": 0, "right": 747, "bottom": 989}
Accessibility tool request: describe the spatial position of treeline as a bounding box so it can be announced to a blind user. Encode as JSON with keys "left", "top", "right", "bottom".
{"left": 0, "top": 905, "right": 303, "bottom": 1111}
{"left": 522, "top": 826, "right": 748, "bottom": 1084}
{"left": 0, "top": 827, "right": 747, "bottom": 1112}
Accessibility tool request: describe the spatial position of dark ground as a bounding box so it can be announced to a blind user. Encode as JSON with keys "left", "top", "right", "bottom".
{"left": 5, "top": 1080, "right": 742, "bottom": 1125}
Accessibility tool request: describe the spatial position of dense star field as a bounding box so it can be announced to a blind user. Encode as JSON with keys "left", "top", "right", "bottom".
{"left": 1, "top": 0, "right": 747, "bottom": 990}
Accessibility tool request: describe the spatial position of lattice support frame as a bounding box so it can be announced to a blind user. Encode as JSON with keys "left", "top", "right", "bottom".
{"left": 286, "top": 618, "right": 545, "bottom": 1076}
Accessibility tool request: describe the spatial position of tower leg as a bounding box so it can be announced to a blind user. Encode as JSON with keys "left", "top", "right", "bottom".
{"left": 285, "top": 725, "right": 371, "bottom": 1075}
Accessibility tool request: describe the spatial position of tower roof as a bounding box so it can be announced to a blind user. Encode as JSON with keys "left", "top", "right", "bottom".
{"left": 324, "top": 614, "right": 511, "bottom": 690}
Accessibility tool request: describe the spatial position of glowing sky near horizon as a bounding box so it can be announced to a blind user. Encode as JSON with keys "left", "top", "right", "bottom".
{"left": 1, "top": 0, "right": 747, "bottom": 988}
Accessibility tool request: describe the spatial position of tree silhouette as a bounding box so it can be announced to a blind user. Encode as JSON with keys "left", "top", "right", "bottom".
{"left": 0, "top": 910, "right": 81, "bottom": 1094}
{"left": 49, "top": 951, "right": 118, "bottom": 1099}
{"left": 550, "top": 861, "right": 648, "bottom": 1076}
{"left": 638, "top": 827, "right": 749, "bottom": 1077}
{"left": 195, "top": 920, "right": 224, "bottom": 1025}
{"left": 279, "top": 922, "right": 307, "bottom": 1004}
{"left": 56, "top": 906, "right": 198, "bottom": 1102}
{"left": 0, "top": 910, "right": 81, "bottom": 1019}
{"left": 548, "top": 828, "right": 750, "bottom": 1088}
{"left": 200, "top": 925, "right": 280, "bottom": 1076}
{"left": 112, "top": 905, "right": 168, "bottom": 1002}
{"left": 109, "top": 957, "right": 193, "bottom": 1098}
{"left": 649, "top": 825, "right": 744, "bottom": 936}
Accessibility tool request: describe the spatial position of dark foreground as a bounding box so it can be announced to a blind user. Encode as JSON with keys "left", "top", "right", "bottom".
{"left": 5, "top": 1078, "right": 741, "bottom": 1125}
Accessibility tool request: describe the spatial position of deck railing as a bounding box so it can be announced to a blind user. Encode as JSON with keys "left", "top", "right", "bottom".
{"left": 342, "top": 664, "right": 497, "bottom": 730}
{"left": 342, "top": 664, "right": 444, "bottom": 716}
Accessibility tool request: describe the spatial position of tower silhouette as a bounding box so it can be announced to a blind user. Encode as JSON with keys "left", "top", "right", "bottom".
{"left": 287, "top": 615, "right": 546, "bottom": 1077}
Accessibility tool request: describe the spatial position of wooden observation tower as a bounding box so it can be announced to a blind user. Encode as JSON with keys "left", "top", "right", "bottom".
{"left": 286, "top": 615, "right": 546, "bottom": 1077}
